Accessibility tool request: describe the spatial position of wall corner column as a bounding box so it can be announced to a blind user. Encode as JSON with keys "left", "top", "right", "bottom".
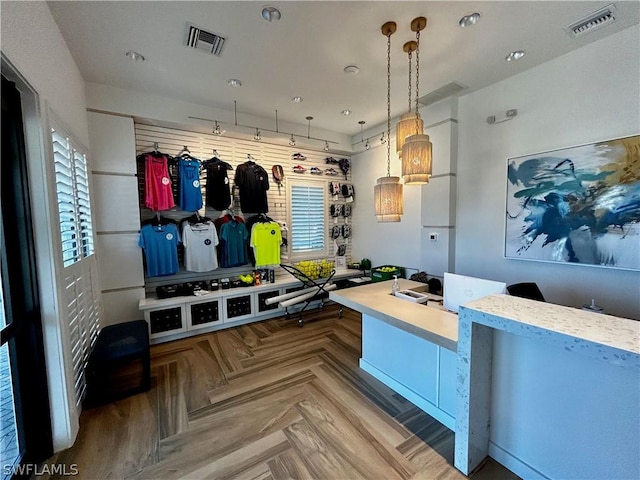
{"left": 419, "top": 98, "right": 458, "bottom": 281}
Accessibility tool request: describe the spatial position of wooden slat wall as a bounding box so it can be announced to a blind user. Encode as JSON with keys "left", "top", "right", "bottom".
{"left": 134, "top": 123, "right": 353, "bottom": 292}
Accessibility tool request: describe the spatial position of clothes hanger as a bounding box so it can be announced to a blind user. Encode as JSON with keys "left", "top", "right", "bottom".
{"left": 141, "top": 212, "right": 164, "bottom": 227}
{"left": 191, "top": 211, "right": 212, "bottom": 224}
{"left": 137, "top": 142, "right": 169, "bottom": 161}
{"left": 141, "top": 212, "right": 178, "bottom": 227}
{"left": 176, "top": 146, "right": 199, "bottom": 162}
{"left": 204, "top": 150, "right": 233, "bottom": 170}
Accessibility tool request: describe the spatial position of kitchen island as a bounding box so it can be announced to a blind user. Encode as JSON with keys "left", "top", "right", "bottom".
{"left": 330, "top": 278, "right": 459, "bottom": 429}
{"left": 330, "top": 280, "right": 640, "bottom": 480}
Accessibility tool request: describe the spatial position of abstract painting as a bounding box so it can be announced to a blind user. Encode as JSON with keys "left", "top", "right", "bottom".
{"left": 505, "top": 135, "right": 639, "bottom": 270}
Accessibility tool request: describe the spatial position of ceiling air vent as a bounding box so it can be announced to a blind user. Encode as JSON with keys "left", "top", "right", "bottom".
{"left": 185, "top": 22, "right": 226, "bottom": 56}
{"left": 419, "top": 82, "right": 468, "bottom": 107}
{"left": 565, "top": 4, "right": 617, "bottom": 38}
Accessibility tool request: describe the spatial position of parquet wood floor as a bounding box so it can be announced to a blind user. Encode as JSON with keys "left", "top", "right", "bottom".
{"left": 41, "top": 305, "right": 519, "bottom": 480}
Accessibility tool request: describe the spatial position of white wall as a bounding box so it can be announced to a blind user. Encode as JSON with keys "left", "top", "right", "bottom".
{"left": 456, "top": 25, "right": 640, "bottom": 319}
{"left": 1, "top": 1, "right": 91, "bottom": 451}
{"left": 350, "top": 140, "right": 423, "bottom": 272}
{"left": 419, "top": 99, "right": 458, "bottom": 280}
{"left": 86, "top": 83, "right": 352, "bottom": 153}
{"left": 351, "top": 99, "right": 457, "bottom": 278}
{"left": 1, "top": 1, "right": 89, "bottom": 146}
{"left": 87, "top": 112, "right": 146, "bottom": 328}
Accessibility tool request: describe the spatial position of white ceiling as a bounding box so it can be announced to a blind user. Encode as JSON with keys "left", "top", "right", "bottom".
{"left": 48, "top": 1, "right": 639, "bottom": 136}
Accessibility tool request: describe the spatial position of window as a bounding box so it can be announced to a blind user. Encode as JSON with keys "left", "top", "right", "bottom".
{"left": 290, "top": 182, "right": 326, "bottom": 257}
{"left": 50, "top": 121, "right": 100, "bottom": 407}
{"left": 51, "top": 127, "right": 94, "bottom": 266}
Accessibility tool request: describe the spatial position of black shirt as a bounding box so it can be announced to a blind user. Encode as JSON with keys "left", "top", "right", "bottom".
{"left": 205, "top": 161, "right": 232, "bottom": 211}
{"left": 235, "top": 161, "right": 270, "bottom": 213}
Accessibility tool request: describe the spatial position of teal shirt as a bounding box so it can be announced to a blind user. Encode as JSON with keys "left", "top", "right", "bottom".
{"left": 220, "top": 221, "right": 248, "bottom": 267}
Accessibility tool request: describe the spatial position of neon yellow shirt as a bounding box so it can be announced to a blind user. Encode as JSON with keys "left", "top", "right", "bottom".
{"left": 250, "top": 222, "right": 282, "bottom": 267}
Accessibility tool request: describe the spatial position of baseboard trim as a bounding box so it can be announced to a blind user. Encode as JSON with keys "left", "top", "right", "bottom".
{"left": 488, "top": 442, "right": 549, "bottom": 480}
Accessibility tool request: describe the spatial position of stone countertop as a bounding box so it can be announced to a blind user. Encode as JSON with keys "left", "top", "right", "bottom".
{"left": 329, "top": 278, "right": 458, "bottom": 352}
{"left": 462, "top": 294, "right": 640, "bottom": 357}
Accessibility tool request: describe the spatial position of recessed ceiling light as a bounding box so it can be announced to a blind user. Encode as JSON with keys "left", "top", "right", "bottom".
{"left": 505, "top": 50, "right": 526, "bottom": 62}
{"left": 227, "top": 78, "right": 242, "bottom": 87}
{"left": 341, "top": 109, "right": 352, "bottom": 116}
{"left": 458, "top": 12, "right": 481, "bottom": 28}
{"left": 125, "top": 50, "right": 145, "bottom": 61}
{"left": 344, "top": 65, "right": 360, "bottom": 75}
{"left": 291, "top": 96, "right": 303, "bottom": 103}
{"left": 261, "top": 6, "right": 281, "bottom": 22}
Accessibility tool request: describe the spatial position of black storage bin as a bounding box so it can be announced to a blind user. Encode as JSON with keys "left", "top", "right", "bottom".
{"left": 84, "top": 320, "right": 150, "bottom": 408}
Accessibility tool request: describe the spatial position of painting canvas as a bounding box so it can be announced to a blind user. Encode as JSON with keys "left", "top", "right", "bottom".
{"left": 505, "top": 135, "right": 640, "bottom": 270}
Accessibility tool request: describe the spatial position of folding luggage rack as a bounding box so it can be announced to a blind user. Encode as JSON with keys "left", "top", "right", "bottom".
{"left": 279, "top": 263, "right": 337, "bottom": 326}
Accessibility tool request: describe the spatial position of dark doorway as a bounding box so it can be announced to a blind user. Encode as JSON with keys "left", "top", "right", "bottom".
{"left": 1, "top": 74, "right": 53, "bottom": 478}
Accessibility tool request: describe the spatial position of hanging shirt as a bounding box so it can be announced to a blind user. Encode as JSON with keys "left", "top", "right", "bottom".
{"left": 205, "top": 161, "right": 232, "bottom": 211}
{"left": 235, "top": 161, "right": 270, "bottom": 213}
{"left": 138, "top": 223, "right": 180, "bottom": 277}
{"left": 182, "top": 221, "right": 219, "bottom": 272}
{"left": 144, "top": 154, "right": 175, "bottom": 211}
{"left": 245, "top": 214, "right": 265, "bottom": 265}
{"left": 250, "top": 221, "right": 282, "bottom": 267}
{"left": 219, "top": 220, "right": 249, "bottom": 267}
{"left": 178, "top": 157, "right": 203, "bottom": 211}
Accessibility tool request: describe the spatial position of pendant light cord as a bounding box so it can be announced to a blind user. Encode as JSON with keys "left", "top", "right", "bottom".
{"left": 407, "top": 51, "right": 412, "bottom": 114}
{"left": 415, "top": 30, "right": 420, "bottom": 135}
{"left": 386, "top": 29, "right": 392, "bottom": 178}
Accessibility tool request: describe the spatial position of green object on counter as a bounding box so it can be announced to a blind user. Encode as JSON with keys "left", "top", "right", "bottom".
{"left": 371, "top": 265, "right": 405, "bottom": 282}
{"left": 360, "top": 258, "right": 372, "bottom": 270}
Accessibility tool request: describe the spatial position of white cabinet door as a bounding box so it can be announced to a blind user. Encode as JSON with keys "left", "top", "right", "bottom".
{"left": 223, "top": 292, "right": 254, "bottom": 323}
{"left": 145, "top": 305, "right": 186, "bottom": 339}
{"left": 253, "top": 288, "right": 284, "bottom": 315}
{"left": 187, "top": 297, "right": 223, "bottom": 331}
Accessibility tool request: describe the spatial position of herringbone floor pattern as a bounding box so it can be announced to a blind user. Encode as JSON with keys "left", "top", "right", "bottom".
{"left": 42, "top": 305, "right": 518, "bottom": 480}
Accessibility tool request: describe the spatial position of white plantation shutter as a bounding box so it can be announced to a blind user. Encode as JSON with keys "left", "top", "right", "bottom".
{"left": 52, "top": 127, "right": 95, "bottom": 265}
{"left": 74, "top": 149, "right": 94, "bottom": 258}
{"left": 64, "top": 271, "right": 84, "bottom": 400}
{"left": 51, "top": 121, "right": 101, "bottom": 407}
{"left": 52, "top": 130, "right": 79, "bottom": 266}
{"left": 291, "top": 184, "right": 326, "bottom": 255}
{"left": 64, "top": 264, "right": 100, "bottom": 406}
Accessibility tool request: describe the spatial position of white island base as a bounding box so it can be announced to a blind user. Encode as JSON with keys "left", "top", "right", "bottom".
{"left": 360, "top": 314, "right": 457, "bottom": 430}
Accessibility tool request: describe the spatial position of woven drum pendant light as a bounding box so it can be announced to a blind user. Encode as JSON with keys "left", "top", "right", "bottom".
{"left": 402, "top": 133, "right": 432, "bottom": 184}
{"left": 402, "top": 16, "right": 432, "bottom": 185}
{"left": 375, "top": 176, "right": 403, "bottom": 222}
{"left": 396, "top": 112, "right": 423, "bottom": 160}
{"left": 396, "top": 41, "right": 423, "bottom": 159}
{"left": 374, "top": 21, "right": 403, "bottom": 223}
